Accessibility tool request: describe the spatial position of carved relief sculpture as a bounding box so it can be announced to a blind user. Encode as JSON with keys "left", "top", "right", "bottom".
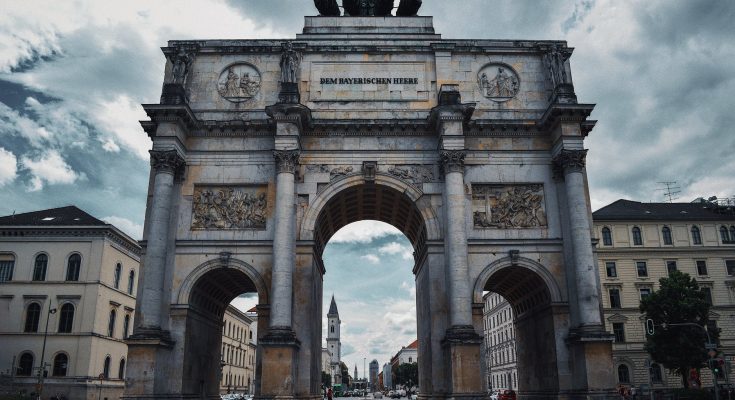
{"left": 168, "top": 47, "right": 195, "bottom": 85}
{"left": 543, "top": 44, "right": 570, "bottom": 88}
{"left": 330, "top": 166, "right": 354, "bottom": 180}
{"left": 280, "top": 42, "right": 302, "bottom": 84}
{"left": 472, "top": 184, "right": 547, "bottom": 229}
{"left": 478, "top": 64, "right": 520, "bottom": 102}
{"left": 387, "top": 165, "right": 435, "bottom": 184}
{"left": 191, "top": 186, "right": 268, "bottom": 230}
{"left": 217, "top": 63, "right": 261, "bottom": 102}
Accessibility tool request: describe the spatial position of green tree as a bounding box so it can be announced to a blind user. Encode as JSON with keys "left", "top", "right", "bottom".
{"left": 340, "top": 361, "right": 351, "bottom": 385}
{"left": 322, "top": 371, "right": 332, "bottom": 388}
{"left": 393, "top": 362, "right": 418, "bottom": 388}
{"left": 640, "top": 270, "right": 718, "bottom": 388}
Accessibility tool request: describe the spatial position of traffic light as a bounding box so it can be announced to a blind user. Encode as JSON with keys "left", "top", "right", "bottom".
{"left": 645, "top": 319, "right": 655, "bottom": 335}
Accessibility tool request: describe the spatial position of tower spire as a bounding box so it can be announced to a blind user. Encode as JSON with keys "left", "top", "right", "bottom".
{"left": 328, "top": 294, "right": 339, "bottom": 316}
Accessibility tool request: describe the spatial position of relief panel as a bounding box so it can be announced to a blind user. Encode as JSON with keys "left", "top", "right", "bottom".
{"left": 191, "top": 185, "right": 268, "bottom": 230}
{"left": 472, "top": 184, "right": 547, "bottom": 229}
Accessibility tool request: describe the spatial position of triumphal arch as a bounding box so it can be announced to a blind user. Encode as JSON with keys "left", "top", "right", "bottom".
{"left": 125, "top": 2, "right": 615, "bottom": 399}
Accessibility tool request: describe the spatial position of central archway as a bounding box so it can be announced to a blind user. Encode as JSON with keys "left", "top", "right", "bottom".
{"left": 298, "top": 173, "right": 445, "bottom": 397}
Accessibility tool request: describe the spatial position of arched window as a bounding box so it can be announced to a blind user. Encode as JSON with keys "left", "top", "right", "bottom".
{"left": 650, "top": 363, "right": 663, "bottom": 383}
{"left": 0, "top": 253, "right": 15, "bottom": 282}
{"left": 58, "top": 303, "right": 75, "bottom": 333}
{"left": 108, "top": 309, "right": 116, "bottom": 337}
{"left": 103, "top": 356, "right": 111, "bottom": 379}
{"left": 33, "top": 254, "right": 48, "bottom": 281}
{"left": 731, "top": 226, "right": 735, "bottom": 242}
{"left": 18, "top": 353, "right": 33, "bottom": 376}
{"left": 24, "top": 303, "right": 41, "bottom": 333}
{"left": 662, "top": 226, "right": 672, "bottom": 245}
{"left": 632, "top": 227, "right": 643, "bottom": 246}
{"left": 123, "top": 314, "right": 131, "bottom": 339}
{"left": 721, "top": 226, "right": 732, "bottom": 243}
{"left": 330, "top": 325, "right": 334, "bottom": 333}
{"left": 617, "top": 364, "right": 630, "bottom": 383}
{"left": 53, "top": 353, "right": 68, "bottom": 376}
{"left": 691, "top": 226, "right": 702, "bottom": 245}
{"left": 66, "top": 254, "right": 81, "bottom": 281}
{"left": 114, "top": 263, "right": 122, "bottom": 289}
{"left": 602, "top": 227, "right": 612, "bottom": 246}
{"left": 127, "top": 270, "right": 135, "bottom": 295}
{"left": 118, "top": 358, "right": 126, "bottom": 379}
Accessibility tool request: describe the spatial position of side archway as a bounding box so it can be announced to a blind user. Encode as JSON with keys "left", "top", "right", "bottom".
{"left": 177, "top": 257, "right": 269, "bottom": 309}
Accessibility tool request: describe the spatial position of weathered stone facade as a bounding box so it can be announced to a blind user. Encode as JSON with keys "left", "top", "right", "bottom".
{"left": 125, "top": 13, "right": 614, "bottom": 400}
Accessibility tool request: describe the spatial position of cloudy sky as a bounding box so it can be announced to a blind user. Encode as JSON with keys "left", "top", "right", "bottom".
{"left": 1, "top": 0, "right": 734, "bottom": 374}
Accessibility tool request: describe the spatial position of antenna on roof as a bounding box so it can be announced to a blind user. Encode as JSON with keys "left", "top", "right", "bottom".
{"left": 656, "top": 181, "right": 681, "bottom": 203}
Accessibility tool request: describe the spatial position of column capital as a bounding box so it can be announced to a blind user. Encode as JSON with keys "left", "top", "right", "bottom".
{"left": 274, "top": 149, "right": 300, "bottom": 174}
{"left": 439, "top": 149, "right": 466, "bottom": 174}
{"left": 552, "top": 149, "right": 588, "bottom": 174}
{"left": 150, "top": 149, "right": 185, "bottom": 176}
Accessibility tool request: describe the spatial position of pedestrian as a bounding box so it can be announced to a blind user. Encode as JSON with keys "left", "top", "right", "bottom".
{"left": 630, "top": 386, "right": 636, "bottom": 400}
{"left": 328, "top": 387, "right": 333, "bottom": 400}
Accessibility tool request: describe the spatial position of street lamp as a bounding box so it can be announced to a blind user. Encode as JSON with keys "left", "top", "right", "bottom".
{"left": 37, "top": 302, "right": 57, "bottom": 400}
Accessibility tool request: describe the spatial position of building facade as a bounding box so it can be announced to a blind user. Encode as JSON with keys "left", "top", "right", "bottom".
{"left": 369, "top": 360, "right": 379, "bottom": 392}
{"left": 326, "top": 296, "right": 342, "bottom": 385}
{"left": 0, "top": 206, "right": 140, "bottom": 400}
{"left": 482, "top": 292, "right": 517, "bottom": 391}
{"left": 594, "top": 199, "right": 735, "bottom": 389}
{"left": 382, "top": 363, "right": 392, "bottom": 390}
{"left": 220, "top": 305, "right": 257, "bottom": 395}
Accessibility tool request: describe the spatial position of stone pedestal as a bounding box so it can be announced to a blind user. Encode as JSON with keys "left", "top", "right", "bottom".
{"left": 258, "top": 329, "right": 300, "bottom": 400}
{"left": 442, "top": 327, "right": 485, "bottom": 400}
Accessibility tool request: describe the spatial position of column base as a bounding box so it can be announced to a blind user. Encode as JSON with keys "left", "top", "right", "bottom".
{"left": 566, "top": 327, "right": 616, "bottom": 395}
{"left": 442, "top": 325, "right": 484, "bottom": 396}
{"left": 260, "top": 327, "right": 300, "bottom": 398}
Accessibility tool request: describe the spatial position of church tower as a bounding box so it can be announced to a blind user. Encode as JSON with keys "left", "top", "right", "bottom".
{"left": 327, "top": 295, "right": 342, "bottom": 385}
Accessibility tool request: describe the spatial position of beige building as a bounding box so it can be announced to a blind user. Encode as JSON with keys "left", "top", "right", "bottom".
{"left": 482, "top": 292, "right": 517, "bottom": 391}
{"left": 220, "top": 305, "right": 257, "bottom": 394}
{"left": 594, "top": 199, "right": 735, "bottom": 389}
{"left": 0, "top": 206, "right": 141, "bottom": 400}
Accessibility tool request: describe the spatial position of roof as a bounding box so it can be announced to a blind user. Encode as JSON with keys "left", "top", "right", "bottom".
{"left": 328, "top": 295, "right": 339, "bottom": 316}
{"left": 0, "top": 206, "right": 108, "bottom": 226}
{"left": 406, "top": 339, "right": 418, "bottom": 349}
{"left": 592, "top": 199, "right": 735, "bottom": 222}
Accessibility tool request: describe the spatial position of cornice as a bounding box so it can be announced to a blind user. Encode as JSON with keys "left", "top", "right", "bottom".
{"left": 141, "top": 103, "right": 199, "bottom": 138}
{"left": 0, "top": 226, "right": 141, "bottom": 256}
{"left": 539, "top": 103, "right": 596, "bottom": 132}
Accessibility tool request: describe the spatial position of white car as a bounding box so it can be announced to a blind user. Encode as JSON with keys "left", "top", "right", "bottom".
{"left": 489, "top": 391, "right": 499, "bottom": 400}
{"left": 373, "top": 392, "right": 383, "bottom": 399}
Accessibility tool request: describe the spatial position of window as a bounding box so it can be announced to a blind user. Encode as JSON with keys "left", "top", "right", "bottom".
{"left": 114, "top": 263, "right": 122, "bottom": 289}
{"left": 58, "top": 303, "right": 74, "bottom": 333}
{"left": 662, "top": 226, "right": 672, "bottom": 245}
{"left": 602, "top": 227, "right": 612, "bottom": 246}
{"left": 666, "top": 260, "right": 677, "bottom": 275}
{"left": 0, "top": 254, "right": 15, "bottom": 282}
{"left": 605, "top": 262, "right": 617, "bottom": 278}
{"left": 632, "top": 227, "right": 643, "bottom": 246}
{"left": 119, "top": 358, "right": 126, "bottom": 379}
{"left": 103, "top": 356, "right": 111, "bottom": 379}
{"left": 727, "top": 260, "right": 735, "bottom": 276}
{"left": 702, "top": 287, "right": 713, "bottom": 305}
{"left": 731, "top": 226, "right": 735, "bottom": 242}
{"left": 707, "top": 320, "right": 720, "bottom": 344}
{"left": 108, "top": 310, "right": 116, "bottom": 337}
{"left": 18, "top": 353, "right": 33, "bottom": 376}
{"left": 127, "top": 270, "right": 135, "bottom": 295}
{"left": 330, "top": 325, "right": 334, "bottom": 333}
{"left": 609, "top": 288, "right": 622, "bottom": 308}
{"left": 66, "top": 254, "right": 81, "bottom": 281}
{"left": 123, "top": 314, "right": 131, "bottom": 339}
{"left": 636, "top": 261, "right": 648, "bottom": 277}
{"left": 721, "top": 226, "right": 732, "bottom": 243}
{"left": 691, "top": 226, "right": 702, "bottom": 245}
{"left": 696, "top": 260, "right": 708, "bottom": 276}
{"left": 618, "top": 364, "right": 630, "bottom": 383}
{"left": 53, "top": 353, "right": 68, "bottom": 376}
{"left": 24, "top": 303, "right": 41, "bottom": 333}
{"left": 650, "top": 363, "right": 663, "bottom": 383}
{"left": 33, "top": 254, "right": 48, "bottom": 281}
{"left": 612, "top": 323, "right": 625, "bottom": 342}
{"left": 640, "top": 287, "right": 652, "bottom": 300}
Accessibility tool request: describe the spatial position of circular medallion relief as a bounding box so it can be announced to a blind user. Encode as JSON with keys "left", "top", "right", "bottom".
{"left": 217, "top": 63, "right": 261, "bottom": 102}
{"left": 477, "top": 63, "right": 520, "bottom": 102}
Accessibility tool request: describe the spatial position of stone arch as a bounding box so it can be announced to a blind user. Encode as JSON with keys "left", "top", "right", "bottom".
{"left": 299, "top": 172, "right": 441, "bottom": 247}
{"left": 177, "top": 257, "right": 269, "bottom": 308}
{"left": 473, "top": 256, "right": 564, "bottom": 305}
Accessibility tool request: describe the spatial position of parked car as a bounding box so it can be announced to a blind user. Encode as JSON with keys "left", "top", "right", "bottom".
{"left": 373, "top": 392, "right": 383, "bottom": 399}
{"left": 498, "top": 389, "right": 516, "bottom": 400}
{"left": 489, "top": 391, "right": 499, "bottom": 400}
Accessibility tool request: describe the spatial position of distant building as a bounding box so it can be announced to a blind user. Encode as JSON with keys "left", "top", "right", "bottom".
{"left": 220, "top": 305, "right": 257, "bottom": 394}
{"left": 0, "top": 206, "right": 141, "bottom": 400}
{"left": 482, "top": 292, "right": 517, "bottom": 390}
{"left": 382, "top": 362, "right": 392, "bottom": 390}
{"left": 594, "top": 199, "right": 735, "bottom": 388}
{"left": 321, "top": 348, "right": 332, "bottom": 375}
{"left": 378, "top": 371, "right": 384, "bottom": 390}
{"left": 389, "top": 339, "right": 417, "bottom": 389}
{"left": 326, "top": 296, "right": 342, "bottom": 385}
{"left": 369, "top": 359, "right": 379, "bottom": 391}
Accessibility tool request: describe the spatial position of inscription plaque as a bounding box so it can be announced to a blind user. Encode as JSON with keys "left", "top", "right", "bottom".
{"left": 309, "top": 62, "right": 429, "bottom": 101}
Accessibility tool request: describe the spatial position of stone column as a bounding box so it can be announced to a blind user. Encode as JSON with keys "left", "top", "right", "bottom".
{"left": 138, "top": 149, "right": 185, "bottom": 332}
{"left": 439, "top": 149, "right": 473, "bottom": 329}
{"left": 269, "top": 149, "right": 300, "bottom": 331}
{"left": 553, "top": 149, "right": 602, "bottom": 329}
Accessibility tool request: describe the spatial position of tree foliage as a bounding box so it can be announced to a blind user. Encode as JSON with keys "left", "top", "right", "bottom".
{"left": 640, "top": 271, "right": 718, "bottom": 387}
{"left": 340, "top": 361, "right": 351, "bottom": 384}
{"left": 393, "top": 362, "right": 418, "bottom": 387}
{"left": 322, "top": 371, "right": 331, "bottom": 387}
